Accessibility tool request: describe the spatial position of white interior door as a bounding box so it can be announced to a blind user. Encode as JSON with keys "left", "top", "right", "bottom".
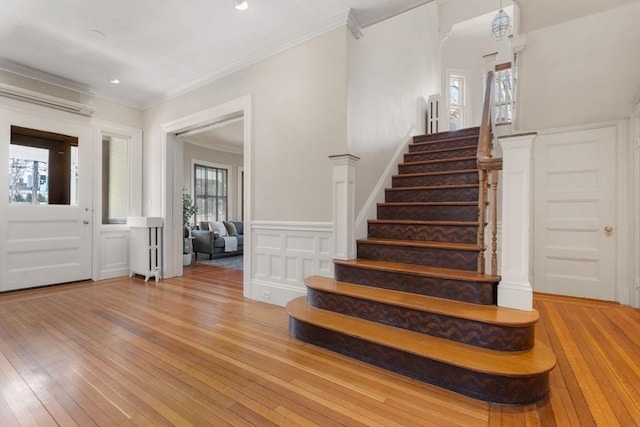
{"left": 1, "top": 109, "right": 93, "bottom": 291}
{"left": 533, "top": 126, "right": 616, "bottom": 301}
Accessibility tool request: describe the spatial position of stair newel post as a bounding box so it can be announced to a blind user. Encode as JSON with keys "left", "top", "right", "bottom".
{"left": 490, "top": 169, "right": 499, "bottom": 276}
{"left": 329, "top": 154, "right": 360, "bottom": 261}
{"left": 498, "top": 134, "right": 536, "bottom": 311}
{"left": 477, "top": 170, "right": 487, "bottom": 274}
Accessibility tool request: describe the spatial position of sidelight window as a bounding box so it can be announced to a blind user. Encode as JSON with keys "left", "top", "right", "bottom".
{"left": 102, "top": 135, "right": 129, "bottom": 224}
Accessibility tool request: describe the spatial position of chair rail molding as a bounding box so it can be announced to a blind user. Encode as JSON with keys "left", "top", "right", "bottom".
{"left": 498, "top": 132, "right": 536, "bottom": 311}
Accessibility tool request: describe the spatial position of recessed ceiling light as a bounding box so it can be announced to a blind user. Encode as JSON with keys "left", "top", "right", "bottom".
{"left": 109, "top": 78, "right": 120, "bottom": 84}
{"left": 234, "top": 0, "right": 248, "bottom": 11}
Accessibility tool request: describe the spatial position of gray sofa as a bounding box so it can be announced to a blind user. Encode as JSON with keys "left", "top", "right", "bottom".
{"left": 192, "top": 221, "right": 244, "bottom": 260}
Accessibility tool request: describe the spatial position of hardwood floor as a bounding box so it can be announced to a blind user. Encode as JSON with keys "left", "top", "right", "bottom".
{"left": 1, "top": 264, "right": 639, "bottom": 426}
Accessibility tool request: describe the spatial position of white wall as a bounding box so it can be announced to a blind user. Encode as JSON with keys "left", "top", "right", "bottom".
{"left": 441, "top": 35, "right": 511, "bottom": 127}
{"left": 517, "top": 2, "right": 640, "bottom": 131}
{"left": 142, "top": 28, "right": 348, "bottom": 223}
{"left": 182, "top": 142, "right": 244, "bottom": 221}
{"left": 347, "top": 2, "right": 442, "bottom": 214}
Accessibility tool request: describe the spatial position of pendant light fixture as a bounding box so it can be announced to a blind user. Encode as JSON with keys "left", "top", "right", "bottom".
{"left": 491, "top": 0, "right": 511, "bottom": 40}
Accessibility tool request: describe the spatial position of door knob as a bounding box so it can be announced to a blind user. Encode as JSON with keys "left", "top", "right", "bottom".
{"left": 83, "top": 220, "right": 90, "bottom": 225}
{"left": 604, "top": 226, "right": 613, "bottom": 235}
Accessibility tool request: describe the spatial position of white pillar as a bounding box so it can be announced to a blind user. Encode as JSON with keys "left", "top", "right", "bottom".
{"left": 498, "top": 133, "right": 536, "bottom": 311}
{"left": 330, "top": 154, "right": 359, "bottom": 260}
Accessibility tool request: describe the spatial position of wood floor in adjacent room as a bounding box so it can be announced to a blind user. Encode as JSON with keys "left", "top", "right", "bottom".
{"left": 1, "top": 264, "right": 639, "bottom": 426}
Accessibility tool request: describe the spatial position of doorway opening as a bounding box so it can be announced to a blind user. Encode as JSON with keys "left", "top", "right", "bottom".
{"left": 161, "top": 95, "right": 252, "bottom": 298}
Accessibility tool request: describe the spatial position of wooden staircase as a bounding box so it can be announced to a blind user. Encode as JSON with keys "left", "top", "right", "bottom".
{"left": 286, "top": 126, "right": 556, "bottom": 404}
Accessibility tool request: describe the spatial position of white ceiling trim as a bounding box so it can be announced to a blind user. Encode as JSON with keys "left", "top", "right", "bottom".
{"left": 144, "top": 8, "right": 357, "bottom": 110}
{"left": 183, "top": 138, "right": 244, "bottom": 155}
{"left": 347, "top": 9, "right": 364, "bottom": 39}
{"left": 0, "top": 59, "right": 93, "bottom": 96}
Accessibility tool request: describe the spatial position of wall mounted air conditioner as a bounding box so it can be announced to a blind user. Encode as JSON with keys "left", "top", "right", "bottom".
{"left": 0, "top": 83, "right": 95, "bottom": 117}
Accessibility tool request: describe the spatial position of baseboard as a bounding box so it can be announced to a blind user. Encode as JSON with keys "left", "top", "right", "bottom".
{"left": 250, "top": 279, "right": 308, "bottom": 307}
{"left": 498, "top": 279, "right": 533, "bottom": 311}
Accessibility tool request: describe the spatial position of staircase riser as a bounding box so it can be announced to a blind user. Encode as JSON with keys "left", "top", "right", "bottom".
{"left": 392, "top": 173, "right": 478, "bottom": 187}
{"left": 358, "top": 243, "right": 478, "bottom": 271}
{"left": 334, "top": 264, "right": 496, "bottom": 304}
{"left": 385, "top": 187, "right": 479, "bottom": 203}
{"left": 307, "top": 289, "right": 534, "bottom": 351}
{"left": 405, "top": 147, "right": 476, "bottom": 162}
{"left": 399, "top": 159, "right": 477, "bottom": 174}
{"left": 368, "top": 223, "right": 477, "bottom": 244}
{"left": 377, "top": 205, "right": 478, "bottom": 221}
{"left": 412, "top": 128, "right": 480, "bottom": 144}
{"left": 290, "top": 318, "right": 549, "bottom": 404}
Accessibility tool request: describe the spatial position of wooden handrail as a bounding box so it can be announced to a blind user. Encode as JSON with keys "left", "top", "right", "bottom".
{"left": 477, "top": 71, "right": 503, "bottom": 171}
{"left": 476, "top": 70, "right": 503, "bottom": 276}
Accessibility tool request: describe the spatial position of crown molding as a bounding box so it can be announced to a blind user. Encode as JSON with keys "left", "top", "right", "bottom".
{"left": 144, "top": 8, "right": 357, "bottom": 109}
{"left": 0, "top": 59, "right": 93, "bottom": 95}
{"left": 347, "top": 9, "right": 363, "bottom": 39}
{"left": 183, "top": 138, "right": 244, "bottom": 156}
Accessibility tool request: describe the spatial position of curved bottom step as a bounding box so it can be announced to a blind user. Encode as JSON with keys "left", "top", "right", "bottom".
{"left": 287, "top": 297, "right": 555, "bottom": 405}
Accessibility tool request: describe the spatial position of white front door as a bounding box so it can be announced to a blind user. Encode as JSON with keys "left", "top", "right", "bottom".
{"left": 1, "top": 109, "right": 93, "bottom": 291}
{"left": 533, "top": 126, "right": 617, "bottom": 301}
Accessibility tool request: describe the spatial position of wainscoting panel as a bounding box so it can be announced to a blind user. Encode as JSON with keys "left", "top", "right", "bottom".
{"left": 98, "top": 228, "right": 130, "bottom": 280}
{"left": 251, "top": 221, "right": 334, "bottom": 306}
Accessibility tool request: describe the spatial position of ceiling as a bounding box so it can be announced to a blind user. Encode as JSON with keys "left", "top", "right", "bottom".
{"left": 1, "top": 0, "right": 635, "bottom": 150}
{"left": 183, "top": 118, "right": 245, "bottom": 153}
{"left": 0, "top": 0, "right": 431, "bottom": 109}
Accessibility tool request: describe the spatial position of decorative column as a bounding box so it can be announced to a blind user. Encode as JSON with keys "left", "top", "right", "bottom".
{"left": 498, "top": 133, "right": 536, "bottom": 311}
{"left": 329, "top": 154, "right": 359, "bottom": 260}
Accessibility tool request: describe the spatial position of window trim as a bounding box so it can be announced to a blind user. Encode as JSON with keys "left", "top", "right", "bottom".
{"left": 101, "top": 134, "right": 130, "bottom": 224}
{"left": 445, "top": 68, "right": 469, "bottom": 131}
{"left": 94, "top": 122, "right": 142, "bottom": 231}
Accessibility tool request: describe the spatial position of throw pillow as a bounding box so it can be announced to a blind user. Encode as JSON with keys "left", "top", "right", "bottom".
{"left": 223, "top": 221, "right": 238, "bottom": 236}
{"left": 209, "top": 221, "right": 228, "bottom": 237}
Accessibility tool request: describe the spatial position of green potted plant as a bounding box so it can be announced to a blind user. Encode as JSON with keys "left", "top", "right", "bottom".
{"left": 182, "top": 189, "right": 197, "bottom": 266}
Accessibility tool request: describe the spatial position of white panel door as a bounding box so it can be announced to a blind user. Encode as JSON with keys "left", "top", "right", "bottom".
{"left": 534, "top": 126, "right": 616, "bottom": 301}
{"left": 1, "top": 109, "right": 93, "bottom": 291}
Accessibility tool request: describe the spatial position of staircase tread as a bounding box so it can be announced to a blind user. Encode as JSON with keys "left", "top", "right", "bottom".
{"left": 286, "top": 297, "right": 556, "bottom": 376}
{"left": 386, "top": 184, "right": 478, "bottom": 191}
{"left": 334, "top": 258, "right": 500, "bottom": 282}
{"left": 368, "top": 219, "right": 479, "bottom": 226}
{"left": 378, "top": 201, "right": 477, "bottom": 206}
{"left": 358, "top": 237, "right": 479, "bottom": 251}
{"left": 305, "top": 276, "right": 539, "bottom": 327}
{"left": 393, "top": 169, "right": 479, "bottom": 178}
{"left": 400, "top": 156, "right": 476, "bottom": 166}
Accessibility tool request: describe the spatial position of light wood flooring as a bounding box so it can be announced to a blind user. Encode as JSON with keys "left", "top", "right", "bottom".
{"left": 1, "top": 264, "right": 639, "bottom": 426}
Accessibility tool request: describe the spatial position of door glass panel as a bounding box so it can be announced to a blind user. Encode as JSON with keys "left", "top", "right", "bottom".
{"left": 8, "top": 126, "right": 78, "bottom": 205}
{"left": 8, "top": 145, "right": 49, "bottom": 204}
